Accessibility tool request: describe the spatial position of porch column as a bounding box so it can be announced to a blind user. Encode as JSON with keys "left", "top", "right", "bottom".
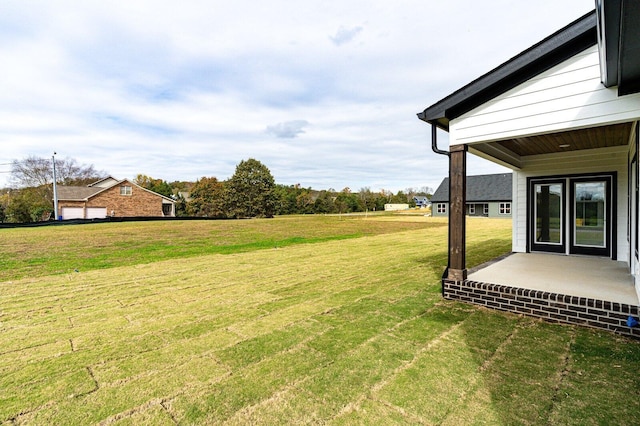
{"left": 448, "top": 144, "right": 467, "bottom": 281}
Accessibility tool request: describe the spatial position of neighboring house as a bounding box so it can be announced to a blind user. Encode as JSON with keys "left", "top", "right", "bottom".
{"left": 413, "top": 196, "right": 431, "bottom": 208}
{"left": 56, "top": 176, "right": 175, "bottom": 219}
{"left": 418, "top": 2, "right": 640, "bottom": 337}
{"left": 430, "top": 173, "right": 512, "bottom": 218}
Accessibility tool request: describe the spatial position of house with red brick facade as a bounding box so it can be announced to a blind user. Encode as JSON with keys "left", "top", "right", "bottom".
{"left": 56, "top": 176, "right": 175, "bottom": 219}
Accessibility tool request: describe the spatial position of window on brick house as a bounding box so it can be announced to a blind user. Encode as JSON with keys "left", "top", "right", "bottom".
{"left": 120, "top": 185, "right": 132, "bottom": 196}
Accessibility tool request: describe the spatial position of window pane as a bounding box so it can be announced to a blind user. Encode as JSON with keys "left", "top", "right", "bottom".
{"left": 535, "top": 184, "right": 562, "bottom": 244}
{"left": 574, "top": 181, "right": 605, "bottom": 247}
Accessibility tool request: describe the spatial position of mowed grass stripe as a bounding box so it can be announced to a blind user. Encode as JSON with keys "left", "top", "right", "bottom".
{"left": 2, "top": 219, "right": 456, "bottom": 423}
{"left": 2, "top": 217, "right": 639, "bottom": 424}
{"left": 219, "top": 303, "right": 474, "bottom": 425}
{"left": 169, "top": 300, "right": 455, "bottom": 424}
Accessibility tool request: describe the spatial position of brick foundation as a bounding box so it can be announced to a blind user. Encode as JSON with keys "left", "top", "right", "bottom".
{"left": 444, "top": 278, "right": 640, "bottom": 339}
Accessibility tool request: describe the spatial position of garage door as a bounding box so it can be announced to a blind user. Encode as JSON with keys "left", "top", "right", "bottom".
{"left": 61, "top": 207, "right": 84, "bottom": 220}
{"left": 86, "top": 207, "right": 107, "bottom": 219}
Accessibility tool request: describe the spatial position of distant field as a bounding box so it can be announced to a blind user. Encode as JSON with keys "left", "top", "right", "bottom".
{"left": 1, "top": 215, "right": 639, "bottom": 424}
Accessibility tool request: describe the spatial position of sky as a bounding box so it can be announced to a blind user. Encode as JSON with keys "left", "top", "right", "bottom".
{"left": 0, "top": 0, "right": 596, "bottom": 192}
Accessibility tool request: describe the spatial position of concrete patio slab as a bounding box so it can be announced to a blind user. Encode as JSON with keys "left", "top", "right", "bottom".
{"left": 468, "top": 253, "right": 639, "bottom": 306}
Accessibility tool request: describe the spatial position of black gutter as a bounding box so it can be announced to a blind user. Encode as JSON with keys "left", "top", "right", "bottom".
{"left": 618, "top": 0, "right": 640, "bottom": 95}
{"left": 431, "top": 123, "right": 449, "bottom": 157}
{"left": 429, "top": 123, "right": 450, "bottom": 296}
{"left": 597, "top": 0, "right": 621, "bottom": 88}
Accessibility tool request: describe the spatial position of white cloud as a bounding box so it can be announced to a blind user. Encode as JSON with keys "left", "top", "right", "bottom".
{"left": 266, "top": 120, "right": 310, "bottom": 138}
{"left": 330, "top": 26, "right": 363, "bottom": 46}
{"left": 0, "top": 0, "right": 595, "bottom": 192}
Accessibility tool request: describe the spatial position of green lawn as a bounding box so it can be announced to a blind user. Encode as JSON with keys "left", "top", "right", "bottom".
{"left": 0, "top": 214, "right": 445, "bottom": 282}
{"left": 1, "top": 215, "right": 639, "bottom": 424}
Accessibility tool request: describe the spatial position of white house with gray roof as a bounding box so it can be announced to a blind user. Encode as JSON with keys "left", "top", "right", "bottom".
{"left": 430, "top": 173, "right": 512, "bottom": 218}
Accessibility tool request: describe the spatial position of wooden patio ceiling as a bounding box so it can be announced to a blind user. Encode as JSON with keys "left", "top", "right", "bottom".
{"left": 487, "top": 122, "right": 634, "bottom": 157}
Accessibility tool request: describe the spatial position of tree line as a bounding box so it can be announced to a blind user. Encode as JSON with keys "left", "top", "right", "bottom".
{"left": 0, "top": 156, "right": 431, "bottom": 223}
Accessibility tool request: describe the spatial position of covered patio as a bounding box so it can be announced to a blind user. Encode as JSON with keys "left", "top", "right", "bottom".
{"left": 442, "top": 253, "right": 640, "bottom": 338}
{"left": 469, "top": 253, "right": 638, "bottom": 306}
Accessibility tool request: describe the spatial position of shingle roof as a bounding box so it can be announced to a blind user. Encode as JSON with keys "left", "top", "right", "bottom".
{"left": 57, "top": 186, "right": 103, "bottom": 201}
{"left": 430, "top": 173, "right": 512, "bottom": 203}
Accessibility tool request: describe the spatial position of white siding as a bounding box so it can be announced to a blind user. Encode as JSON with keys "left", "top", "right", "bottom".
{"left": 512, "top": 145, "right": 629, "bottom": 262}
{"left": 91, "top": 177, "right": 119, "bottom": 188}
{"left": 450, "top": 45, "right": 640, "bottom": 146}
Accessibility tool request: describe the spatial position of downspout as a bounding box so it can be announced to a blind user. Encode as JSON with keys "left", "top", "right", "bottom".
{"left": 431, "top": 123, "right": 450, "bottom": 157}
{"left": 429, "top": 123, "right": 450, "bottom": 296}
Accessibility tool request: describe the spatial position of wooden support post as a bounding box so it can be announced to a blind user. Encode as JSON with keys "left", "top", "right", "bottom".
{"left": 448, "top": 144, "right": 467, "bottom": 281}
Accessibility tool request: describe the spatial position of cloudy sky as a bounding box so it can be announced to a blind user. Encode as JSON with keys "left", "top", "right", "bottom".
{"left": 0, "top": 0, "right": 595, "bottom": 192}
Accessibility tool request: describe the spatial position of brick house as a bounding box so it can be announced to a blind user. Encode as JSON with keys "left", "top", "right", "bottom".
{"left": 417, "top": 2, "right": 640, "bottom": 337}
{"left": 57, "top": 176, "right": 175, "bottom": 219}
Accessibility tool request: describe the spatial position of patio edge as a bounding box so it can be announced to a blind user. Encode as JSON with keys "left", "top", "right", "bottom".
{"left": 443, "top": 278, "right": 640, "bottom": 339}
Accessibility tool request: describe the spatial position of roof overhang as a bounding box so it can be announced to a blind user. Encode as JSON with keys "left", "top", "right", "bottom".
{"left": 419, "top": 1, "right": 640, "bottom": 132}
{"left": 418, "top": 11, "right": 597, "bottom": 131}
{"left": 418, "top": 1, "right": 640, "bottom": 167}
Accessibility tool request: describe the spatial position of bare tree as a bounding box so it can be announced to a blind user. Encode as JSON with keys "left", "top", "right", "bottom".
{"left": 10, "top": 156, "right": 51, "bottom": 188}
{"left": 10, "top": 155, "right": 105, "bottom": 188}
{"left": 56, "top": 158, "right": 104, "bottom": 185}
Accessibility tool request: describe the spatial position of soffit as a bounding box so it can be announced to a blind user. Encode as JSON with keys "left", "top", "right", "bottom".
{"left": 486, "top": 122, "right": 633, "bottom": 157}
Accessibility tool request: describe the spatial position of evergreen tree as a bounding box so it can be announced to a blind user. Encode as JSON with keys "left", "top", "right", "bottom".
{"left": 133, "top": 174, "right": 174, "bottom": 198}
{"left": 226, "top": 159, "right": 276, "bottom": 218}
{"left": 4, "top": 187, "right": 52, "bottom": 222}
{"left": 186, "top": 176, "right": 226, "bottom": 218}
{"left": 313, "top": 190, "right": 335, "bottom": 213}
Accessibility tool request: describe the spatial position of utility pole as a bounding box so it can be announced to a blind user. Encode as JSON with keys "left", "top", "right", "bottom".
{"left": 52, "top": 152, "right": 59, "bottom": 221}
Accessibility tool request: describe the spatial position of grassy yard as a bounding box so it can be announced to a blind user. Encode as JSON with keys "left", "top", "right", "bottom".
{"left": 0, "top": 214, "right": 444, "bottom": 282}
{"left": 1, "top": 215, "right": 639, "bottom": 424}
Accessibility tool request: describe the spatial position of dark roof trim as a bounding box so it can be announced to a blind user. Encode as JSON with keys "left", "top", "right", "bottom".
{"left": 618, "top": 0, "right": 640, "bottom": 95}
{"left": 418, "top": 11, "right": 597, "bottom": 131}
{"left": 598, "top": 0, "right": 640, "bottom": 95}
{"left": 597, "top": 0, "right": 620, "bottom": 87}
